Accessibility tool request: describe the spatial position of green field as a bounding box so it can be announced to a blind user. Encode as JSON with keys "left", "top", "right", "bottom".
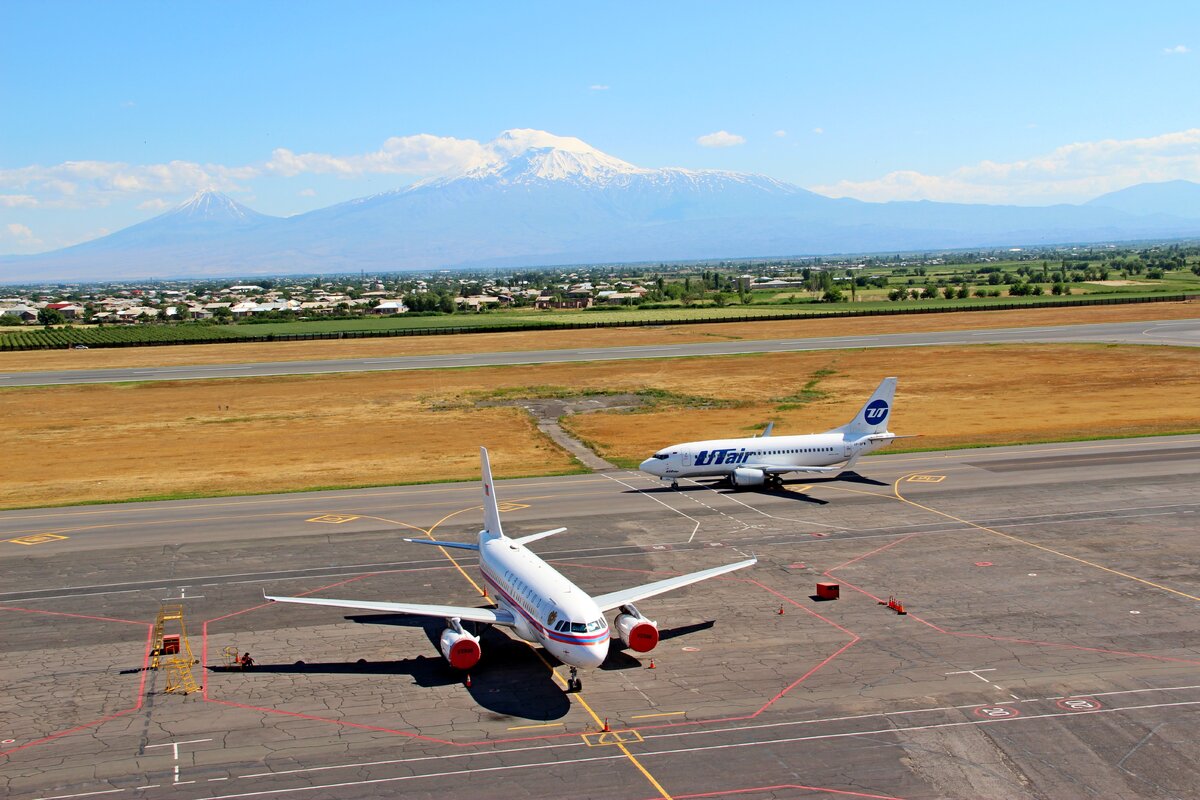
{"left": 1, "top": 291, "right": 1192, "bottom": 350}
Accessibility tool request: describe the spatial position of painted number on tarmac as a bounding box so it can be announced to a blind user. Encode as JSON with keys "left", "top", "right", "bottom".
{"left": 973, "top": 705, "right": 1020, "bottom": 719}
{"left": 306, "top": 515, "right": 361, "bottom": 524}
{"left": 1056, "top": 697, "right": 1102, "bottom": 711}
{"left": 907, "top": 475, "right": 946, "bottom": 483}
{"left": 7, "top": 533, "right": 68, "bottom": 546}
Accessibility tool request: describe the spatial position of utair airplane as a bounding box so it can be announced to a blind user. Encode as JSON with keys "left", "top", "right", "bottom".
{"left": 640, "top": 377, "right": 906, "bottom": 490}
{"left": 266, "top": 448, "right": 756, "bottom": 692}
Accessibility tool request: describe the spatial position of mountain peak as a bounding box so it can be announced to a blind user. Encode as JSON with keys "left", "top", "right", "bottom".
{"left": 166, "top": 190, "right": 267, "bottom": 222}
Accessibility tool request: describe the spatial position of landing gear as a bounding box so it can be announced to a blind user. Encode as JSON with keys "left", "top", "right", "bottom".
{"left": 670, "top": 480, "right": 679, "bottom": 490}
{"left": 768, "top": 475, "right": 784, "bottom": 489}
{"left": 567, "top": 666, "right": 582, "bottom": 692}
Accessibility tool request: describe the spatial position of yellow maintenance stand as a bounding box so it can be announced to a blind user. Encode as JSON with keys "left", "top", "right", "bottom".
{"left": 151, "top": 604, "right": 200, "bottom": 695}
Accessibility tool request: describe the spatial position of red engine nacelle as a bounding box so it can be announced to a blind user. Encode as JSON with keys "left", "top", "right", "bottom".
{"left": 615, "top": 612, "right": 660, "bottom": 653}
{"left": 440, "top": 627, "right": 481, "bottom": 670}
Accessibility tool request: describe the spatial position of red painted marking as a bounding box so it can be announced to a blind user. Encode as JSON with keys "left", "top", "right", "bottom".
{"left": 659, "top": 782, "right": 910, "bottom": 800}
{"left": 975, "top": 561, "right": 994, "bottom": 567}
{"left": 1056, "top": 697, "right": 1102, "bottom": 711}
{"left": 810, "top": 532, "right": 829, "bottom": 538}
{"left": 790, "top": 563, "right": 806, "bottom": 569}
{"left": 0, "top": 610, "right": 152, "bottom": 758}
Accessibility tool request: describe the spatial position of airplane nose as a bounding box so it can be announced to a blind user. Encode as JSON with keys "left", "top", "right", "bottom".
{"left": 640, "top": 458, "right": 662, "bottom": 475}
{"left": 584, "top": 641, "right": 609, "bottom": 668}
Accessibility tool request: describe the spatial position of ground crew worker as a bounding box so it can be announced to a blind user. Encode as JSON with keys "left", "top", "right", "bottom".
{"left": 240, "top": 652, "right": 255, "bottom": 669}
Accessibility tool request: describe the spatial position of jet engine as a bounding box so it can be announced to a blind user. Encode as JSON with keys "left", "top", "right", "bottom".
{"left": 615, "top": 607, "right": 660, "bottom": 652}
{"left": 439, "top": 621, "right": 481, "bottom": 670}
{"left": 731, "top": 467, "right": 766, "bottom": 487}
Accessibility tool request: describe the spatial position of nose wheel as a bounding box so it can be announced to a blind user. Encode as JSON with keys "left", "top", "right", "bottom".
{"left": 567, "top": 666, "right": 582, "bottom": 692}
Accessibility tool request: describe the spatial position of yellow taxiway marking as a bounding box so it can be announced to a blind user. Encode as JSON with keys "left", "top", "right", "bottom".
{"left": 6, "top": 533, "right": 69, "bottom": 546}
{"left": 630, "top": 711, "right": 685, "bottom": 719}
{"left": 506, "top": 721, "right": 565, "bottom": 731}
{"left": 497, "top": 502, "right": 530, "bottom": 512}
{"left": 893, "top": 475, "right": 1200, "bottom": 603}
{"left": 905, "top": 475, "right": 946, "bottom": 483}
{"left": 305, "top": 514, "right": 361, "bottom": 524}
{"left": 366, "top": 502, "right": 673, "bottom": 797}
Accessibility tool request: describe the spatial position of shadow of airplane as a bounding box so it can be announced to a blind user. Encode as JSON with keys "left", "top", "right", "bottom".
{"left": 601, "top": 619, "right": 717, "bottom": 670}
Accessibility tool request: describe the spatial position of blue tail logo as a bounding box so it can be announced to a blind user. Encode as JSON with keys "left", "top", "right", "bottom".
{"left": 864, "top": 399, "right": 889, "bottom": 424}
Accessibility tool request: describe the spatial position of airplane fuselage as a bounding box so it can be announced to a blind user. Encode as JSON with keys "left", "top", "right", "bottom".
{"left": 642, "top": 432, "right": 895, "bottom": 482}
{"left": 477, "top": 534, "right": 609, "bottom": 668}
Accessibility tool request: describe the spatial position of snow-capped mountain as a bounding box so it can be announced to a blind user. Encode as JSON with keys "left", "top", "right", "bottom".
{"left": 4, "top": 131, "right": 1200, "bottom": 281}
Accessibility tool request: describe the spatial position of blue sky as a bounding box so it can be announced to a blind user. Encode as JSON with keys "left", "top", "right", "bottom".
{"left": 2, "top": 1, "right": 1198, "bottom": 254}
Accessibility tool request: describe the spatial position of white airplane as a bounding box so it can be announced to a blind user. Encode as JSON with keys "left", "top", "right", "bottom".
{"left": 640, "top": 377, "right": 907, "bottom": 489}
{"left": 266, "top": 448, "right": 755, "bottom": 691}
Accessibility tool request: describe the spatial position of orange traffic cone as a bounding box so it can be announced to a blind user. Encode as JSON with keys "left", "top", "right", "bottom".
{"left": 465, "top": 674, "right": 472, "bottom": 688}
{"left": 603, "top": 718, "right": 610, "bottom": 732}
{"left": 648, "top": 658, "right": 656, "bottom": 669}
{"left": 777, "top": 604, "right": 785, "bottom": 615}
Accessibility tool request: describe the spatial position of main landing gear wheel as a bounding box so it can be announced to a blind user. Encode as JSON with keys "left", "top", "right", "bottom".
{"left": 670, "top": 480, "right": 679, "bottom": 489}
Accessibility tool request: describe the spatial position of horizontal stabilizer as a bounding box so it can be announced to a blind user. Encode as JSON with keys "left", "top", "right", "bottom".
{"left": 402, "top": 538, "right": 480, "bottom": 551}
{"left": 513, "top": 527, "right": 567, "bottom": 546}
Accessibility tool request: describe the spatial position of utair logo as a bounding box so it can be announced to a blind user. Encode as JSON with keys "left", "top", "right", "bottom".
{"left": 694, "top": 447, "right": 750, "bottom": 467}
{"left": 863, "top": 399, "right": 889, "bottom": 424}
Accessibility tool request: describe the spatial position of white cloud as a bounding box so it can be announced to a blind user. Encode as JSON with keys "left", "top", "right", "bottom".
{"left": 0, "top": 159, "right": 257, "bottom": 209}
{"left": 0, "top": 194, "right": 38, "bottom": 208}
{"left": 1163, "top": 44, "right": 1190, "bottom": 54}
{"left": 299, "top": 188, "right": 317, "bottom": 197}
{"left": 5, "top": 223, "right": 35, "bottom": 239}
{"left": 811, "top": 128, "right": 1200, "bottom": 204}
{"left": 589, "top": 84, "right": 610, "bottom": 91}
{"left": 266, "top": 134, "right": 493, "bottom": 178}
{"left": 137, "top": 198, "right": 171, "bottom": 212}
{"left": 1, "top": 222, "right": 42, "bottom": 251}
{"left": 697, "top": 130, "right": 746, "bottom": 148}
{"left": 774, "top": 130, "right": 787, "bottom": 138}
{"left": 812, "top": 127, "right": 824, "bottom": 135}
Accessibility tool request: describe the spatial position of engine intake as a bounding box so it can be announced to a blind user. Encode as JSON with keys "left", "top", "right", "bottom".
{"left": 731, "top": 467, "right": 766, "bottom": 487}
{"left": 440, "top": 626, "right": 481, "bottom": 670}
{"left": 615, "top": 611, "right": 660, "bottom": 653}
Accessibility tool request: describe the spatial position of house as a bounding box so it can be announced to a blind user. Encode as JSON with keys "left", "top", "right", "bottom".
{"left": 45, "top": 302, "right": 83, "bottom": 319}
{"left": 371, "top": 301, "right": 408, "bottom": 314}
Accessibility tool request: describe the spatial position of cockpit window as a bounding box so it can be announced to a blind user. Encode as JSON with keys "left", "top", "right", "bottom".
{"left": 652, "top": 452, "right": 669, "bottom": 460}
{"left": 587, "top": 619, "right": 604, "bottom": 632}
{"left": 571, "top": 622, "right": 587, "bottom": 633}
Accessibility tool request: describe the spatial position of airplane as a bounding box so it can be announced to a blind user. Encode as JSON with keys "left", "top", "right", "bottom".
{"left": 266, "top": 447, "right": 756, "bottom": 691}
{"left": 639, "top": 377, "right": 908, "bottom": 490}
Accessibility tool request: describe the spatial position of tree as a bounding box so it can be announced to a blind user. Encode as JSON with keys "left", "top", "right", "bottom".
{"left": 37, "top": 307, "right": 65, "bottom": 326}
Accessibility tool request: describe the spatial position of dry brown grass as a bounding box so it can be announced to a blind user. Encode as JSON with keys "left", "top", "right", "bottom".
{"left": 1, "top": 301, "right": 1195, "bottom": 372}
{"left": 2, "top": 342, "right": 1198, "bottom": 509}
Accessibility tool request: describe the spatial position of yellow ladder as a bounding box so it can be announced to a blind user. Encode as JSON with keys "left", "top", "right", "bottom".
{"left": 151, "top": 604, "right": 199, "bottom": 694}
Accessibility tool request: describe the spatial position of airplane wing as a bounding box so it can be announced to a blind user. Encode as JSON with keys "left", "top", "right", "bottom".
{"left": 755, "top": 463, "right": 843, "bottom": 475}
{"left": 264, "top": 593, "right": 515, "bottom": 626}
{"left": 591, "top": 557, "right": 757, "bottom": 613}
{"left": 755, "top": 450, "right": 861, "bottom": 475}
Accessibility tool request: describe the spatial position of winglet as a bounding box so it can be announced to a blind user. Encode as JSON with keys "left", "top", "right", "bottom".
{"left": 480, "top": 447, "right": 504, "bottom": 540}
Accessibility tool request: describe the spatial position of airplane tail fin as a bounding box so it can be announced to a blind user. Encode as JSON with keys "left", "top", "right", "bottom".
{"left": 832, "top": 377, "right": 896, "bottom": 437}
{"left": 480, "top": 447, "right": 505, "bottom": 540}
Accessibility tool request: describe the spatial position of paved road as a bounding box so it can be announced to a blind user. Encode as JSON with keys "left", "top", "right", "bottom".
{"left": 1, "top": 317, "right": 1197, "bottom": 386}
{"left": 2, "top": 436, "right": 1199, "bottom": 799}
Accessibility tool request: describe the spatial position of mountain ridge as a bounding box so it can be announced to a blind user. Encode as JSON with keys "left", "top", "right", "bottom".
{"left": 3, "top": 131, "right": 1199, "bottom": 282}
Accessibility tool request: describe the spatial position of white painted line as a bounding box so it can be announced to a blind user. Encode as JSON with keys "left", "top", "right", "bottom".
{"left": 30, "top": 791, "right": 125, "bottom": 800}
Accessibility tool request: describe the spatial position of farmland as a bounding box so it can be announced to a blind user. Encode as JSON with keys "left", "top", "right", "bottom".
{"left": 2, "top": 343, "right": 1197, "bottom": 509}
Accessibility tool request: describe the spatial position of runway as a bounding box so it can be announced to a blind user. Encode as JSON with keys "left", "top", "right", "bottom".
{"left": 2, "top": 435, "right": 1198, "bottom": 799}
{"left": 1, "top": 317, "right": 1197, "bottom": 386}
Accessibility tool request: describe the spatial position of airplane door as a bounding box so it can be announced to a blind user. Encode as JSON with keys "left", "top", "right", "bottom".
{"left": 681, "top": 451, "right": 693, "bottom": 467}
{"left": 843, "top": 443, "right": 854, "bottom": 458}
